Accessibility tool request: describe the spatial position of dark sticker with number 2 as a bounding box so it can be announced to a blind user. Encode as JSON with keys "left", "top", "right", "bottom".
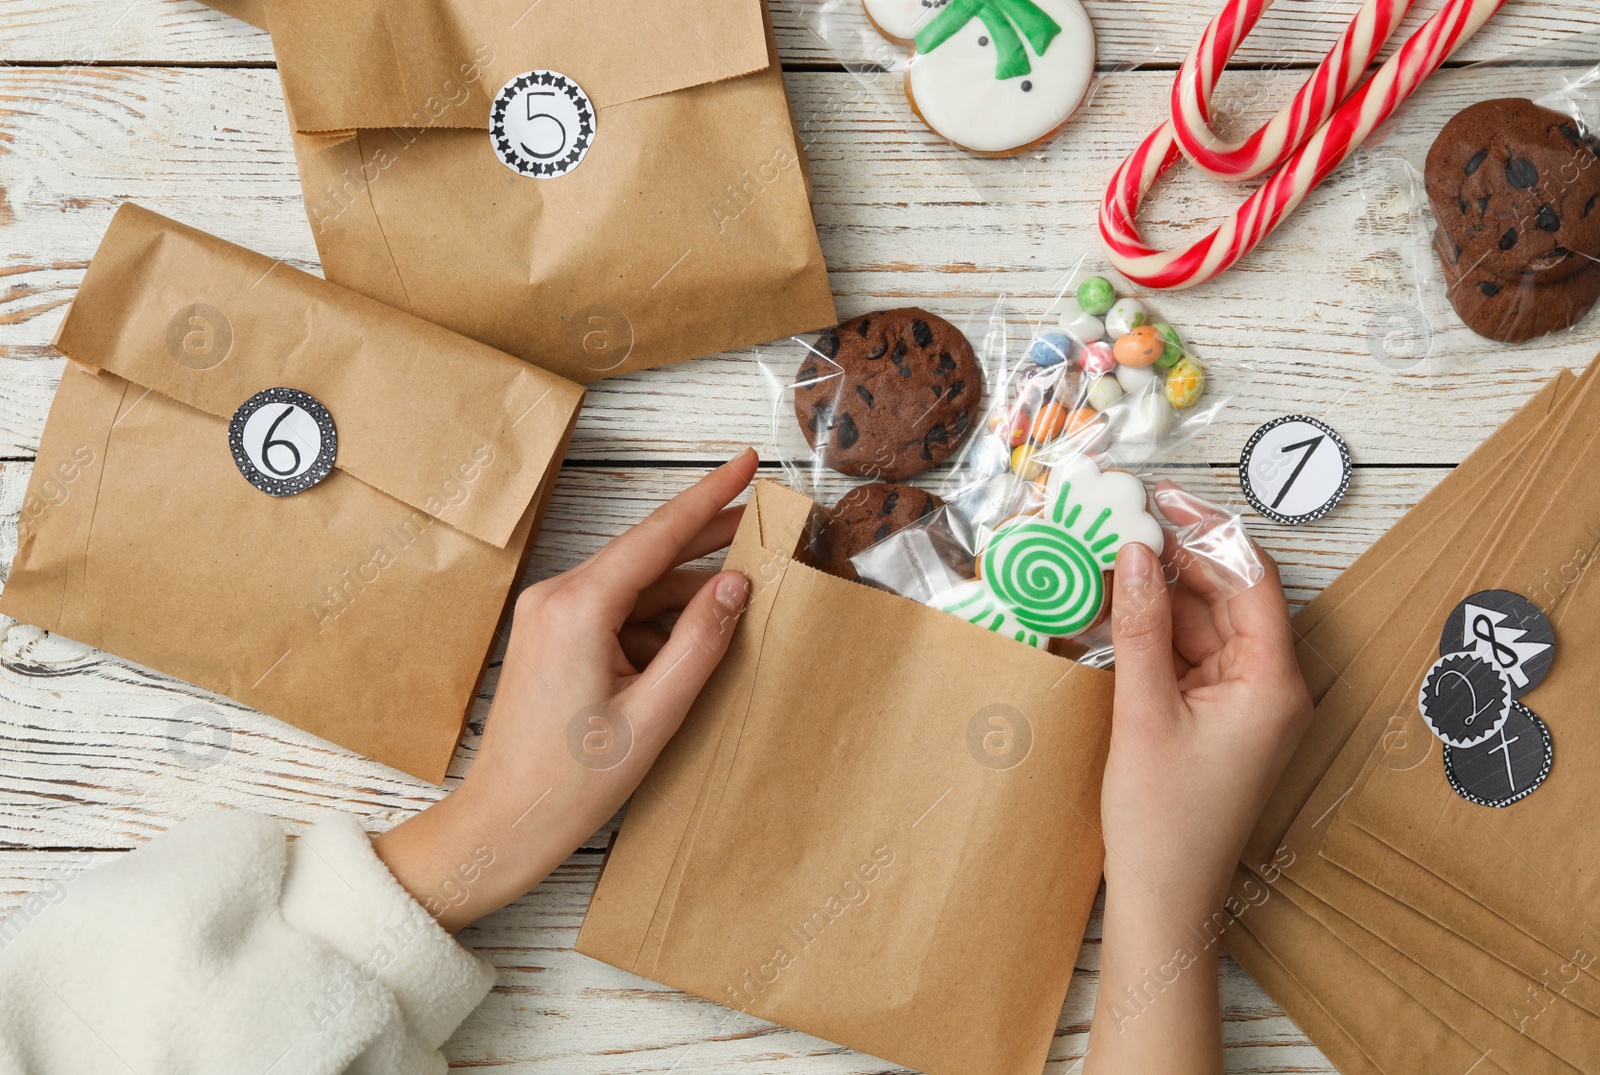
{"left": 229, "top": 387, "right": 337, "bottom": 497}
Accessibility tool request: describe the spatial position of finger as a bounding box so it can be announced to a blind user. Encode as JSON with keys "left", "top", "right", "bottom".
{"left": 632, "top": 569, "right": 718, "bottom": 622}
{"left": 590, "top": 450, "right": 759, "bottom": 606}
{"left": 677, "top": 506, "right": 746, "bottom": 566}
{"left": 632, "top": 570, "right": 751, "bottom": 725}
{"left": 619, "top": 623, "right": 670, "bottom": 670}
{"left": 1110, "top": 542, "right": 1182, "bottom": 724}
{"left": 1169, "top": 584, "right": 1224, "bottom": 668}
{"left": 1223, "top": 551, "right": 1297, "bottom": 655}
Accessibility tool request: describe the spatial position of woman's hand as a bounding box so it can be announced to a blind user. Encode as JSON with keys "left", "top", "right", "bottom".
{"left": 1086, "top": 484, "right": 1312, "bottom": 1074}
{"left": 373, "top": 450, "right": 759, "bottom": 932}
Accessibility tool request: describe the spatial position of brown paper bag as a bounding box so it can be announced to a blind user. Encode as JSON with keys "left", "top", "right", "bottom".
{"left": 577, "top": 481, "right": 1114, "bottom": 1075}
{"left": 0, "top": 203, "right": 584, "bottom": 783}
{"left": 245, "top": 0, "right": 836, "bottom": 383}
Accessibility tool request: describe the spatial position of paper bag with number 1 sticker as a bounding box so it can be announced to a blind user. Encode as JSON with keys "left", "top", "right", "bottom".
{"left": 0, "top": 203, "right": 585, "bottom": 783}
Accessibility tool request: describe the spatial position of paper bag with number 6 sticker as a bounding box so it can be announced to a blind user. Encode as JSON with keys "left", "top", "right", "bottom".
{"left": 0, "top": 203, "right": 585, "bottom": 783}
{"left": 216, "top": 0, "right": 837, "bottom": 383}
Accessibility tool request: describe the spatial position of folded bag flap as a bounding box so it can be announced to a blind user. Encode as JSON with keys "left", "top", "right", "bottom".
{"left": 54, "top": 203, "right": 585, "bottom": 549}
{"left": 266, "top": 0, "right": 773, "bottom": 134}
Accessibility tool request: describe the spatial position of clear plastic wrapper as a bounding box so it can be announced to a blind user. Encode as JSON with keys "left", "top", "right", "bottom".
{"left": 790, "top": 0, "right": 1168, "bottom": 181}
{"left": 1349, "top": 31, "right": 1600, "bottom": 366}
{"left": 755, "top": 264, "right": 1265, "bottom": 667}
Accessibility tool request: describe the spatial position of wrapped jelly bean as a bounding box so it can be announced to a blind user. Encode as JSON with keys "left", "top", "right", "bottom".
{"left": 1029, "top": 332, "right": 1073, "bottom": 368}
{"left": 1080, "top": 340, "right": 1117, "bottom": 376}
{"left": 1113, "top": 325, "right": 1164, "bottom": 368}
{"left": 1115, "top": 362, "right": 1158, "bottom": 392}
{"left": 1155, "top": 322, "right": 1185, "bottom": 369}
{"left": 1076, "top": 276, "right": 1117, "bottom": 317}
{"left": 968, "top": 436, "right": 1013, "bottom": 477}
{"left": 1165, "top": 356, "right": 1206, "bottom": 410}
{"left": 1059, "top": 303, "right": 1105, "bottom": 346}
{"left": 1085, "top": 374, "right": 1124, "bottom": 412}
{"left": 1011, "top": 443, "right": 1046, "bottom": 482}
{"left": 1104, "top": 298, "right": 1147, "bottom": 339}
{"left": 1116, "top": 389, "right": 1177, "bottom": 453}
{"left": 1029, "top": 401, "right": 1071, "bottom": 444}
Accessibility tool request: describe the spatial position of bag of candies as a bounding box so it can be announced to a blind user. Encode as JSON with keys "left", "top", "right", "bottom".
{"left": 754, "top": 271, "right": 1265, "bottom": 667}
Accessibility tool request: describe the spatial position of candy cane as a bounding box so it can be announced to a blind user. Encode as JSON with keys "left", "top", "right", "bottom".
{"left": 1100, "top": 0, "right": 1505, "bottom": 289}
{"left": 1171, "top": 0, "right": 1413, "bottom": 179}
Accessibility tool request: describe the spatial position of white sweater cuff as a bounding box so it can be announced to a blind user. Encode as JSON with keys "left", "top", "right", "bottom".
{"left": 279, "top": 813, "right": 497, "bottom": 1050}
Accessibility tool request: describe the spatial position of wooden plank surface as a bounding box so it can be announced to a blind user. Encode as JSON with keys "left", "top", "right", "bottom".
{"left": 5, "top": 62, "right": 1600, "bottom": 463}
{"left": 6, "top": 0, "right": 1596, "bottom": 1070}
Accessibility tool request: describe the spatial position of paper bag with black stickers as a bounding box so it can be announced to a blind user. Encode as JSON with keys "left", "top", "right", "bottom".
{"left": 224, "top": 0, "right": 836, "bottom": 383}
{"left": 576, "top": 480, "right": 1115, "bottom": 1075}
{"left": 0, "top": 203, "right": 584, "bottom": 783}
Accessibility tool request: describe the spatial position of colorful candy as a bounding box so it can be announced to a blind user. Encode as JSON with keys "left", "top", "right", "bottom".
{"left": 989, "top": 406, "right": 1031, "bottom": 448}
{"left": 967, "top": 435, "right": 1013, "bottom": 477}
{"left": 1154, "top": 322, "right": 1185, "bottom": 368}
{"left": 1085, "top": 373, "right": 1124, "bottom": 412}
{"left": 1115, "top": 362, "right": 1158, "bottom": 393}
{"left": 1060, "top": 303, "right": 1105, "bottom": 345}
{"left": 1104, "top": 298, "right": 1147, "bottom": 338}
{"left": 1080, "top": 340, "right": 1117, "bottom": 376}
{"left": 1011, "top": 443, "right": 1046, "bottom": 482}
{"left": 1029, "top": 332, "right": 1074, "bottom": 368}
{"left": 1165, "top": 356, "right": 1206, "bottom": 409}
{"left": 1113, "top": 325, "right": 1164, "bottom": 367}
{"left": 1029, "top": 401, "right": 1071, "bottom": 444}
{"left": 1076, "top": 276, "right": 1117, "bottom": 317}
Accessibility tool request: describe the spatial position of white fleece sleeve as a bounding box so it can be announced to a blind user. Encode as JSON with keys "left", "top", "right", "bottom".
{"left": 0, "top": 810, "right": 495, "bottom": 1075}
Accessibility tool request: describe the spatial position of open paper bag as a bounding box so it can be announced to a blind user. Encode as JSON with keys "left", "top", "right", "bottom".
{"left": 0, "top": 204, "right": 584, "bottom": 783}
{"left": 578, "top": 480, "right": 1114, "bottom": 1075}
{"left": 228, "top": 0, "right": 837, "bottom": 383}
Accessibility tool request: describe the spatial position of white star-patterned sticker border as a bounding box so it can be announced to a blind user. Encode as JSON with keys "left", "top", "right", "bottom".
{"left": 489, "top": 69, "right": 597, "bottom": 179}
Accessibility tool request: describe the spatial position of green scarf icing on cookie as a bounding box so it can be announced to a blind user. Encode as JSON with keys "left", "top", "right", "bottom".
{"left": 914, "top": 0, "right": 1062, "bottom": 80}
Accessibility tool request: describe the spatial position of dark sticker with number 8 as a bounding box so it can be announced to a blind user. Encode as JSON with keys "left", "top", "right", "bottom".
{"left": 229, "top": 387, "right": 337, "bottom": 497}
{"left": 1239, "top": 415, "right": 1352, "bottom": 525}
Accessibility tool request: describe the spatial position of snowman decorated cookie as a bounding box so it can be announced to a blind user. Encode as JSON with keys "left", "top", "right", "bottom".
{"left": 864, "top": 0, "right": 1096, "bottom": 154}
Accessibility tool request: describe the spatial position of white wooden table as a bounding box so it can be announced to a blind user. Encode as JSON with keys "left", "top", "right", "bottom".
{"left": 4, "top": 1, "right": 1600, "bottom": 1070}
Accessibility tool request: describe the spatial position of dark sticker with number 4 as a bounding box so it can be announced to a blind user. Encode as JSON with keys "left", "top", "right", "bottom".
{"left": 229, "top": 387, "right": 337, "bottom": 497}
{"left": 1239, "top": 415, "right": 1352, "bottom": 525}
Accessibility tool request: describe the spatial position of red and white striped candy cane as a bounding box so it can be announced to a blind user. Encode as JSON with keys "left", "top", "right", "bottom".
{"left": 1100, "top": 0, "right": 1505, "bottom": 290}
{"left": 1171, "top": 0, "right": 1414, "bottom": 179}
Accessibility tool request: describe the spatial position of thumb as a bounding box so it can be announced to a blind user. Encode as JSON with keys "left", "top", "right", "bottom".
{"left": 1110, "top": 542, "right": 1179, "bottom": 721}
{"left": 633, "top": 570, "right": 750, "bottom": 732}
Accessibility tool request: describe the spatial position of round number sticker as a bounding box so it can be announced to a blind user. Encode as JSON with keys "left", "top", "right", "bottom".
{"left": 1418, "top": 651, "right": 1513, "bottom": 749}
{"left": 1239, "top": 415, "right": 1352, "bottom": 525}
{"left": 490, "top": 70, "right": 596, "bottom": 179}
{"left": 1443, "top": 700, "right": 1553, "bottom": 808}
{"left": 1439, "top": 589, "right": 1554, "bottom": 698}
{"left": 228, "top": 387, "right": 337, "bottom": 497}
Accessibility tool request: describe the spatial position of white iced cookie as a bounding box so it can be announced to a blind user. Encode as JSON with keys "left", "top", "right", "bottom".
{"left": 864, "top": 0, "right": 948, "bottom": 44}
{"left": 900, "top": 0, "right": 1095, "bottom": 154}
{"left": 931, "top": 457, "right": 1162, "bottom": 647}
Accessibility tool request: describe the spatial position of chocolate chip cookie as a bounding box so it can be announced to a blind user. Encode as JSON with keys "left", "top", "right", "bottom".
{"left": 1435, "top": 225, "right": 1600, "bottom": 343}
{"left": 1426, "top": 98, "right": 1600, "bottom": 284}
{"left": 794, "top": 308, "right": 982, "bottom": 481}
{"left": 810, "top": 482, "right": 946, "bottom": 581}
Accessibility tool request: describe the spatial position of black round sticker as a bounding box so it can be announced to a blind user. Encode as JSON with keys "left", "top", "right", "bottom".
{"left": 1418, "top": 651, "right": 1513, "bottom": 749}
{"left": 1443, "top": 701, "right": 1553, "bottom": 808}
{"left": 1239, "top": 415, "right": 1352, "bottom": 525}
{"left": 228, "top": 387, "right": 337, "bottom": 497}
{"left": 1439, "top": 589, "right": 1554, "bottom": 698}
{"left": 490, "top": 70, "right": 596, "bottom": 179}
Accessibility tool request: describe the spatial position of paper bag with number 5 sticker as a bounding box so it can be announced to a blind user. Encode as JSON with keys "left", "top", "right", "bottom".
{"left": 0, "top": 204, "right": 585, "bottom": 783}
{"left": 205, "top": 0, "right": 837, "bottom": 383}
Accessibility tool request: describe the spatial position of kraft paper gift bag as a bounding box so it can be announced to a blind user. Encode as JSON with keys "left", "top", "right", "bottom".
{"left": 236, "top": 0, "right": 837, "bottom": 383}
{"left": 0, "top": 203, "right": 584, "bottom": 783}
{"left": 577, "top": 480, "right": 1115, "bottom": 1075}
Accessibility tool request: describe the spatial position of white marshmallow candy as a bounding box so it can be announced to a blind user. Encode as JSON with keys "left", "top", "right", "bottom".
{"left": 1059, "top": 301, "right": 1105, "bottom": 345}
{"left": 1085, "top": 373, "right": 1124, "bottom": 412}
{"left": 1114, "top": 362, "right": 1158, "bottom": 393}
